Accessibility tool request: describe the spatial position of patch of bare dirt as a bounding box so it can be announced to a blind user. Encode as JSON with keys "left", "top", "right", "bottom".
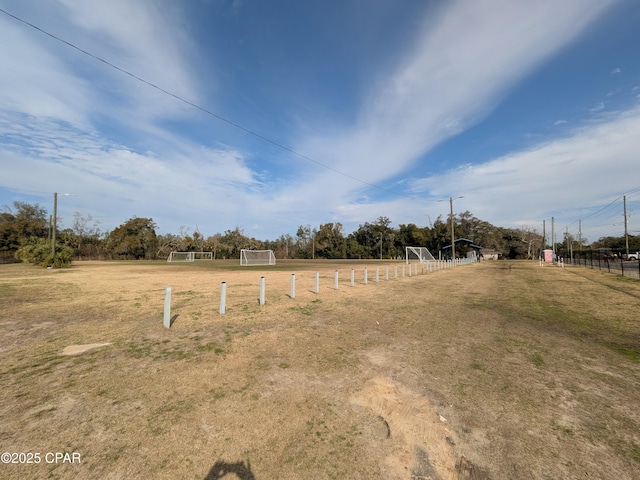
{"left": 60, "top": 343, "right": 111, "bottom": 355}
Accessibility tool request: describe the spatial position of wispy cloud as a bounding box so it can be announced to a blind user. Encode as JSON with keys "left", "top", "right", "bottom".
{"left": 1, "top": 0, "right": 632, "bottom": 239}
{"left": 409, "top": 105, "right": 640, "bottom": 239}
{"left": 284, "top": 0, "right": 621, "bottom": 224}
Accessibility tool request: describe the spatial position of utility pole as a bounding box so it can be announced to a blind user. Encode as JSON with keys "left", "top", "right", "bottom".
{"left": 551, "top": 216, "right": 555, "bottom": 254}
{"left": 450, "top": 197, "right": 455, "bottom": 260}
{"left": 439, "top": 196, "right": 463, "bottom": 259}
{"left": 578, "top": 220, "right": 582, "bottom": 252}
{"left": 52, "top": 192, "right": 58, "bottom": 256}
{"left": 624, "top": 195, "right": 629, "bottom": 258}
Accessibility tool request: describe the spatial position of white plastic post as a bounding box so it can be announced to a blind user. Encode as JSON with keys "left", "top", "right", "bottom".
{"left": 290, "top": 274, "right": 296, "bottom": 299}
{"left": 334, "top": 270, "right": 339, "bottom": 290}
{"left": 385, "top": 266, "right": 389, "bottom": 280}
{"left": 408, "top": 263, "right": 412, "bottom": 277}
{"left": 402, "top": 265, "right": 405, "bottom": 277}
{"left": 375, "top": 267, "right": 379, "bottom": 282}
{"left": 259, "top": 276, "right": 265, "bottom": 305}
{"left": 219, "top": 282, "right": 226, "bottom": 314}
{"left": 315, "top": 272, "right": 320, "bottom": 294}
{"left": 351, "top": 269, "right": 355, "bottom": 287}
{"left": 394, "top": 265, "right": 398, "bottom": 279}
{"left": 364, "top": 267, "right": 368, "bottom": 284}
{"left": 163, "top": 286, "right": 172, "bottom": 328}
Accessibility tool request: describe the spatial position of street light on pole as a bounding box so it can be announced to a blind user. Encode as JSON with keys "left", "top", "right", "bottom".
{"left": 439, "top": 196, "right": 464, "bottom": 260}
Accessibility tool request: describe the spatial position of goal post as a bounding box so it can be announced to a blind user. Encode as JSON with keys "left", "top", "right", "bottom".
{"left": 167, "top": 251, "right": 194, "bottom": 262}
{"left": 240, "top": 249, "right": 276, "bottom": 266}
{"left": 406, "top": 246, "right": 435, "bottom": 265}
{"left": 192, "top": 251, "right": 213, "bottom": 261}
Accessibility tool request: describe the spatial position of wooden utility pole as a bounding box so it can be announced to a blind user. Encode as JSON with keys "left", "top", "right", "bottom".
{"left": 624, "top": 195, "right": 629, "bottom": 258}
{"left": 450, "top": 197, "right": 455, "bottom": 260}
{"left": 579, "top": 220, "right": 582, "bottom": 251}
{"left": 52, "top": 192, "right": 57, "bottom": 256}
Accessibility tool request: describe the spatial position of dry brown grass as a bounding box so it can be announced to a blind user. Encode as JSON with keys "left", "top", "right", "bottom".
{"left": 1, "top": 259, "right": 639, "bottom": 479}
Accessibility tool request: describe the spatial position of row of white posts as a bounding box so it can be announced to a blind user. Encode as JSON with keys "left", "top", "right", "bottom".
{"left": 163, "top": 259, "right": 475, "bottom": 327}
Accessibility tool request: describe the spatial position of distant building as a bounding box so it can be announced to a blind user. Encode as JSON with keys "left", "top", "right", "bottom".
{"left": 480, "top": 248, "right": 501, "bottom": 260}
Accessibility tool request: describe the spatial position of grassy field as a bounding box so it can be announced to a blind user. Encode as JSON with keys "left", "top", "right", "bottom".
{"left": 1, "top": 259, "right": 639, "bottom": 479}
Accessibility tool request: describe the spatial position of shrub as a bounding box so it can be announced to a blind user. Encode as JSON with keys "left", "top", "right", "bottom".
{"left": 15, "top": 237, "right": 73, "bottom": 268}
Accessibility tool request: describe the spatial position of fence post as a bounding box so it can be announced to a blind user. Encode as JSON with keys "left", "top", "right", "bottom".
{"left": 219, "top": 282, "right": 226, "bottom": 314}
{"left": 259, "top": 276, "right": 265, "bottom": 305}
{"left": 290, "top": 274, "right": 296, "bottom": 299}
{"left": 163, "top": 286, "right": 172, "bottom": 328}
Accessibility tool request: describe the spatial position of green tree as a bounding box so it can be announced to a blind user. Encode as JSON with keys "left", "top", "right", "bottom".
{"left": 0, "top": 202, "right": 49, "bottom": 263}
{"left": 296, "top": 225, "right": 314, "bottom": 259}
{"left": 315, "top": 223, "right": 346, "bottom": 259}
{"left": 106, "top": 217, "right": 158, "bottom": 260}
{"left": 396, "top": 223, "right": 428, "bottom": 258}
{"left": 428, "top": 215, "right": 451, "bottom": 257}
{"left": 218, "top": 226, "right": 251, "bottom": 259}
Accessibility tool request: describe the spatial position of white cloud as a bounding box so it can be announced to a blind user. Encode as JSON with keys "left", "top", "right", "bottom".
{"left": 278, "top": 0, "right": 622, "bottom": 231}
{"left": 0, "top": 20, "right": 92, "bottom": 126}
{"left": 1, "top": 0, "right": 201, "bottom": 132}
{"left": 294, "top": 0, "right": 619, "bottom": 191}
{"left": 1, "top": 0, "right": 632, "bottom": 240}
{"left": 408, "top": 105, "right": 640, "bottom": 240}
{"left": 611, "top": 67, "right": 622, "bottom": 74}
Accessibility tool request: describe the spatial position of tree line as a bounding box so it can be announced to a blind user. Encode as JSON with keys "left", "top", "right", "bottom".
{"left": 3, "top": 200, "right": 633, "bottom": 267}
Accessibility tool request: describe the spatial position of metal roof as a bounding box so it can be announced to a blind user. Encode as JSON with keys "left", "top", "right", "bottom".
{"left": 441, "top": 238, "right": 483, "bottom": 250}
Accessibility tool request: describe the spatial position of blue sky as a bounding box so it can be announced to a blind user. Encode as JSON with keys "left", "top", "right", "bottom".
{"left": 1, "top": 0, "right": 639, "bottom": 244}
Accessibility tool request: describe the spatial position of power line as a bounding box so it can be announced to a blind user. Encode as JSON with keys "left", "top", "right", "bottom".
{"left": 0, "top": 7, "right": 418, "bottom": 202}
{"left": 0, "top": 184, "right": 53, "bottom": 196}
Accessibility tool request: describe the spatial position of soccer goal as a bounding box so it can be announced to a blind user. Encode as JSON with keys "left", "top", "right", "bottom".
{"left": 406, "top": 246, "right": 435, "bottom": 265}
{"left": 192, "top": 251, "right": 214, "bottom": 261}
{"left": 240, "top": 249, "right": 276, "bottom": 266}
{"left": 167, "top": 251, "right": 194, "bottom": 262}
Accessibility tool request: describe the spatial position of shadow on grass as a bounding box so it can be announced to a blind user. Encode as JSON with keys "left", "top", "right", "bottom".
{"left": 204, "top": 459, "right": 255, "bottom": 480}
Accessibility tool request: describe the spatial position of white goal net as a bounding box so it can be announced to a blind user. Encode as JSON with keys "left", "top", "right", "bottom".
{"left": 406, "top": 246, "right": 435, "bottom": 265}
{"left": 168, "top": 251, "right": 194, "bottom": 262}
{"left": 193, "top": 251, "right": 213, "bottom": 260}
{"left": 240, "top": 249, "right": 276, "bottom": 266}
